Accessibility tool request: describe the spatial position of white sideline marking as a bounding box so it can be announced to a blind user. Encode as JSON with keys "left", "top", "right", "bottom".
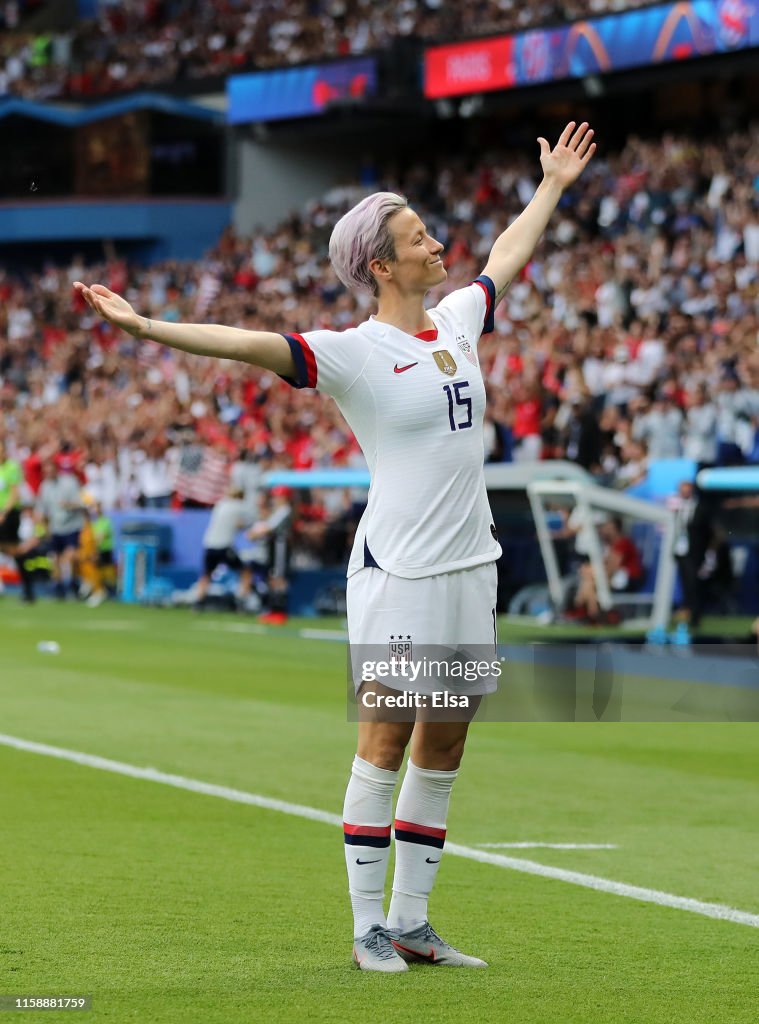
{"left": 0, "top": 733, "right": 338, "bottom": 827}
{"left": 193, "top": 622, "right": 268, "bottom": 635}
{"left": 479, "top": 842, "right": 619, "bottom": 850}
{"left": 75, "top": 621, "right": 144, "bottom": 632}
{"left": 2, "top": 732, "right": 758, "bottom": 931}
{"left": 299, "top": 629, "right": 349, "bottom": 641}
{"left": 12, "top": 620, "right": 142, "bottom": 633}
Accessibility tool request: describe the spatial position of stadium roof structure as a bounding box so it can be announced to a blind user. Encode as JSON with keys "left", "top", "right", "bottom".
{"left": 0, "top": 91, "right": 224, "bottom": 126}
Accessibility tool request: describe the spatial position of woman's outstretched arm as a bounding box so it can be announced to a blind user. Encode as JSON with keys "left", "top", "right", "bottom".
{"left": 74, "top": 281, "right": 296, "bottom": 376}
{"left": 481, "top": 120, "right": 597, "bottom": 308}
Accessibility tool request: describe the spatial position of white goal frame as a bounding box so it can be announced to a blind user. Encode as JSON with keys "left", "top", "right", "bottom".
{"left": 526, "top": 479, "right": 677, "bottom": 632}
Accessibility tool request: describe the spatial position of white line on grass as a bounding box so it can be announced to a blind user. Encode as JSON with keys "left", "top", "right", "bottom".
{"left": 73, "top": 620, "right": 145, "bottom": 631}
{"left": 479, "top": 842, "right": 619, "bottom": 850}
{"left": 7, "top": 620, "right": 143, "bottom": 633}
{"left": 2, "top": 732, "right": 758, "bottom": 931}
{"left": 0, "top": 733, "right": 337, "bottom": 826}
{"left": 299, "top": 629, "right": 349, "bottom": 641}
{"left": 192, "top": 622, "right": 268, "bottom": 635}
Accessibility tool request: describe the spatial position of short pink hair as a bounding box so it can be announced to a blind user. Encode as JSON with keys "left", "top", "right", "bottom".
{"left": 328, "top": 192, "right": 408, "bottom": 297}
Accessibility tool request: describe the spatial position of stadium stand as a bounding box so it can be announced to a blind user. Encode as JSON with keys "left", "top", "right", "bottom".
{"left": 1, "top": 126, "right": 757, "bottom": 579}
{"left": 0, "top": 0, "right": 660, "bottom": 99}
{"left": 1, "top": 0, "right": 758, "bottom": 594}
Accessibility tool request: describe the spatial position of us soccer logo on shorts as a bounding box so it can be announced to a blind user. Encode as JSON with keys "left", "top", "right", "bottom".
{"left": 456, "top": 332, "right": 477, "bottom": 366}
{"left": 433, "top": 350, "right": 457, "bottom": 376}
{"left": 389, "top": 634, "right": 412, "bottom": 664}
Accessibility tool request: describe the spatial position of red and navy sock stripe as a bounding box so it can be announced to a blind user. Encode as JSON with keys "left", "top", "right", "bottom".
{"left": 279, "top": 332, "right": 317, "bottom": 389}
{"left": 343, "top": 823, "right": 392, "bottom": 849}
{"left": 394, "top": 819, "right": 446, "bottom": 850}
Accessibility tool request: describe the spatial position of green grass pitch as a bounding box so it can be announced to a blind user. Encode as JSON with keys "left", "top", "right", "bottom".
{"left": 1, "top": 600, "right": 759, "bottom": 1023}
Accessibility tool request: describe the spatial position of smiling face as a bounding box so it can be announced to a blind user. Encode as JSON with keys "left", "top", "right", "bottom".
{"left": 369, "top": 208, "right": 446, "bottom": 297}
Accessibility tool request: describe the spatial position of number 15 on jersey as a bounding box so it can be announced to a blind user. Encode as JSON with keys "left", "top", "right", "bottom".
{"left": 443, "top": 381, "right": 472, "bottom": 432}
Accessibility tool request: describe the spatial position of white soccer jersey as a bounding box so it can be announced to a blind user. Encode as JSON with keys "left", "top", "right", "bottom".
{"left": 281, "top": 275, "right": 502, "bottom": 579}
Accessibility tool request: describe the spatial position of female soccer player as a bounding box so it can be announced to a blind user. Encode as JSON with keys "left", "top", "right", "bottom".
{"left": 75, "top": 120, "right": 596, "bottom": 972}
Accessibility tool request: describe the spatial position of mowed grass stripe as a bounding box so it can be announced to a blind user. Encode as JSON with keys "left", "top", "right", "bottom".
{"left": 3, "top": 602, "right": 759, "bottom": 910}
{"left": 3, "top": 732, "right": 759, "bottom": 931}
{"left": 8, "top": 745, "right": 758, "bottom": 1024}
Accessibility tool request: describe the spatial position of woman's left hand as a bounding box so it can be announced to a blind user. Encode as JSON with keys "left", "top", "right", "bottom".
{"left": 538, "top": 121, "right": 596, "bottom": 191}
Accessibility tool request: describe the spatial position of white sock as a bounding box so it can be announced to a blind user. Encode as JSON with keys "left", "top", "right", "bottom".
{"left": 387, "top": 759, "right": 457, "bottom": 933}
{"left": 343, "top": 755, "right": 399, "bottom": 938}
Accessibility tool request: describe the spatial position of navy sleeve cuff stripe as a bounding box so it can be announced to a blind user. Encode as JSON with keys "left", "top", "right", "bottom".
{"left": 474, "top": 275, "right": 496, "bottom": 335}
{"left": 278, "top": 333, "right": 317, "bottom": 389}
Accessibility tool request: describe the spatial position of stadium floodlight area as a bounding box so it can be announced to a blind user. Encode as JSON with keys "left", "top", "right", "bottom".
{"left": 527, "top": 478, "right": 677, "bottom": 632}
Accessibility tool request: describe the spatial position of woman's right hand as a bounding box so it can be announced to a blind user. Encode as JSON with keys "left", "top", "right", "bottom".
{"left": 74, "top": 282, "right": 145, "bottom": 338}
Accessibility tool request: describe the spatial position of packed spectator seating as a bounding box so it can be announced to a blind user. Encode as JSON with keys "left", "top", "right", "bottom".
{"left": 1, "top": 0, "right": 659, "bottom": 100}
{"left": 0, "top": 0, "right": 48, "bottom": 32}
{"left": 1, "top": 128, "right": 758, "bottom": 566}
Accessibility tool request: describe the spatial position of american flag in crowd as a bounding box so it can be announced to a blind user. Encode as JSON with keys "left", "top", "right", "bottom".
{"left": 173, "top": 444, "right": 228, "bottom": 505}
{"left": 195, "top": 270, "right": 222, "bottom": 317}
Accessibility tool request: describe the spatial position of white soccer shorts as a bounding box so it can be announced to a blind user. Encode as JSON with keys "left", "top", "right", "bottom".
{"left": 347, "top": 561, "right": 499, "bottom": 696}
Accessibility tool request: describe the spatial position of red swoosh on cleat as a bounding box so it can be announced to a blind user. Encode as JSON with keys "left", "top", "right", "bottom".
{"left": 394, "top": 362, "right": 418, "bottom": 374}
{"left": 391, "top": 940, "right": 437, "bottom": 962}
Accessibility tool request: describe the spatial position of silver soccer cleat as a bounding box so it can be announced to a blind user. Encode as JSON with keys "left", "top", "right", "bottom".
{"left": 352, "top": 925, "right": 409, "bottom": 973}
{"left": 391, "top": 922, "right": 488, "bottom": 967}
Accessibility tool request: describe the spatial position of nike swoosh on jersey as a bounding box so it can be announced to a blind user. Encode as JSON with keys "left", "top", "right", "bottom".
{"left": 393, "top": 362, "right": 418, "bottom": 374}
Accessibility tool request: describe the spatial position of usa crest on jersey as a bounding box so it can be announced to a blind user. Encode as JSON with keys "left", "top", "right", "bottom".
{"left": 456, "top": 331, "right": 477, "bottom": 366}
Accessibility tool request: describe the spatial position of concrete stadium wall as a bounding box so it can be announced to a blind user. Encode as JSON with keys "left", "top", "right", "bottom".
{"left": 233, "top": 137, "right": 358, "bottom": 233}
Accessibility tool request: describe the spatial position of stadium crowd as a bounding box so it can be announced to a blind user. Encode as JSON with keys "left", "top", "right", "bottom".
{"left": 1, "top": 0, "right": 658, "bottom": 100}
{"left": 1, "top": 127, "right": 759, "bottom": 569}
